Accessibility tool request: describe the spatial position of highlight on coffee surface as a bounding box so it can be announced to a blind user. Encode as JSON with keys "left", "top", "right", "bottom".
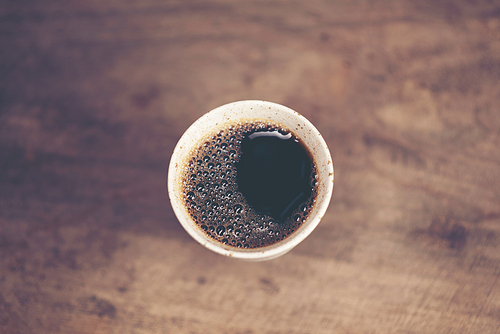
{"left": 181, "top": 120, "right": 318, "bottom": 249}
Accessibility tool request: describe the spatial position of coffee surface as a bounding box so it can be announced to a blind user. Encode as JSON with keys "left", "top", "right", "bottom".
{"left": 181, "top": 120, "right": 317, "bottom": 249}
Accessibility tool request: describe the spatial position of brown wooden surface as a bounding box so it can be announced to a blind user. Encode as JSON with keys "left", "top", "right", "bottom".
{"left": 1, "top": 1, "right": 500, "bottom": 333}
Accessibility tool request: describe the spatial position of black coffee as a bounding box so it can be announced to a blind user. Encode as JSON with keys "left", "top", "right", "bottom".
{"left": 181, "top": 120, "right": 318, "bottom": 249}
{"left": 237, "top": 130, "right": 313, "bottom": 222}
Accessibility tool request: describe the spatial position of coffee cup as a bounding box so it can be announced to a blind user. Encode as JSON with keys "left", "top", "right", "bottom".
{"left": 168, "top": 100, "right": 334, "bottom": 261}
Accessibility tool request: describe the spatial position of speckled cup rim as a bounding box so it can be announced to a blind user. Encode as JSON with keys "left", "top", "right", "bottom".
{"left": 168, "top": 100, "right": 334, "bottom": 261}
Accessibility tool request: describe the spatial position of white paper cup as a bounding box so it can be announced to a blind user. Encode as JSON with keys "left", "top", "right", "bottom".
{"left": 168, "top": 100, "right": 334, "bottom": 261}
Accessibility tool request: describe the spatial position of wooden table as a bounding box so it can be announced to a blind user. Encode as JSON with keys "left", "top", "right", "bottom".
{"left": 1, "top": 1, "right": 499, "bottom": 333}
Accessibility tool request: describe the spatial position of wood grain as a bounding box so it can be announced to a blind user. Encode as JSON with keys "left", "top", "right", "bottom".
{"left": 1, "top": 0, "right": 499, "bottom": 333}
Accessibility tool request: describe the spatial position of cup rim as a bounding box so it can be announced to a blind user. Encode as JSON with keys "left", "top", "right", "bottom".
{"left": 167, "top": 100, "right": 334, "bottom": 261}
